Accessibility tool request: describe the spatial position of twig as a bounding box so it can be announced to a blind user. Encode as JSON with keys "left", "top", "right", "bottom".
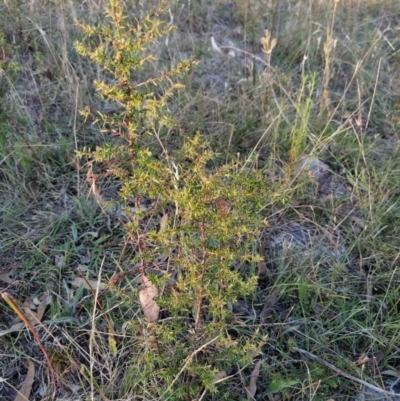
{"left": 293, "top": 347, "right": 396, "bottom": 397}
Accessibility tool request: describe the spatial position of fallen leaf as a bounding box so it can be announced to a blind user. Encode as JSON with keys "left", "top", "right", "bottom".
{"left": 139, "top": 274, "right": 160, "bottom": 322}
{"left": 0, "top": 322, "right": 27, "bottom": 336}
{"left": 33, "top": 291, "right": 51, "bottom": 323}
{"left": 246, "top": 359, "right": 264, "bottom": 400}
{"left": 55, "top": 254, "right": 65, "bottom": 269}
{"left": 0, "top": 265, "right": 17, "bottom": 283}
{"left": 23, "top": 307, "right": 41, "bottom": 327}
{"left": 77, "top": 264, "right": 89, "bottom": 272}
{"left": 71, "top": 277, "right": 106, "bottom": 291}
{"left": 14, "top": 359, "right": 35, "bottom": 401}
{"left": 33, "top": 292, "right": 48, "bottom": 306}
{"left": 371, "top": 347, "right": 388, "bottom": 365}
{"left": 381, "top": 369, "right": 400, "bottom": 378}
{"left": 214, "top": 370, "right": 227, "bottom": 383}
{"left": 211, "top": 36, "right": 222, "bottom": 53}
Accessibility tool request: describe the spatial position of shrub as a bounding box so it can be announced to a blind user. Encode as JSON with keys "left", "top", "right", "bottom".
{"left": 76, "top": 1, "right": 274, "bottom": 398}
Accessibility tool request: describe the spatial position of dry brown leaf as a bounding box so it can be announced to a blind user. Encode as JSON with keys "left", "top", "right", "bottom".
{"left": 139, "top": 274, "right": 160, "bottom": 322}
{"left": 246, "top": 359, "right": 264, "bottom": 400}
{"left": 14, "top": 359, "right": 35, "bottom": 401}
{"left": 0, "top": 322, "right": 27, "bottom": 336}
{"left": 71, "top": 277, "right": 106, "bottom": 291}
{"left": 23, "top": 307, "right": 41, "bottom": 327}
{"left": 31, "top": 305, "right": 46, "bottom": 324}
{"left": 33, "top": 291, "right": 51, "bottom": 322}
{"left": 260, "top": 286, "right": 281, "bottom": 323}
{"left": 371, "top": 347, "right": 388, "bottom": 365}
{"left": 92, "top": 180, "right": 103, "bottom": 205}
{"left": 0, "top": 265, "right": 17, "bottom": 283}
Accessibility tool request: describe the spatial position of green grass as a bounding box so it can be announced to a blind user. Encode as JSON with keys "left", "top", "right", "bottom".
{"left": 1, "top": 0, "right": 400, "bottom": 400}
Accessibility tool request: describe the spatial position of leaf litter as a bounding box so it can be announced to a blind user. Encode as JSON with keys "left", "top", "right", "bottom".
{"left": 246, "top": 359, "right": 265, "bottom": 400}
{"left": 139, "top": 274, "right": 160, "bottom": 322}
{"left": 13, "top": 359, "right": 35, "bottom": 401}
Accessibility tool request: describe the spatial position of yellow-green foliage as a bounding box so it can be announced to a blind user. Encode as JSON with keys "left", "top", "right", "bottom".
{"left": 76, "top": 1, "right": 274, "bottom": 398}
{"left": 75, "top": 0, "right": 194, "bottom": 151}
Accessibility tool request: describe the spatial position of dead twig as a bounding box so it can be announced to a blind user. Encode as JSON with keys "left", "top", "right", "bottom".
{"left": 293, "top": 347, "right": 396, "bottom": 397}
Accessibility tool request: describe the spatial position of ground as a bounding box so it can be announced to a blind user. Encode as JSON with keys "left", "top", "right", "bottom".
{"left": 1, "top": 0, "right": 400, "bottom": 400}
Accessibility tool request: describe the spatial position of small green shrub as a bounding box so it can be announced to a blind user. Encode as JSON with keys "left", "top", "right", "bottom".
{"left": 76, "top": 1, "right": 276, "bottom": 399}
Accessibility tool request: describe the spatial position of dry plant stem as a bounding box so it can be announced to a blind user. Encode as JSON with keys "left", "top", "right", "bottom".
{"left": 77, "top": 260, "right": 119, "bottom": 397}
{"left": 77, "top": 265, "right": 114, "bottom": 331}
{"left": 193, "top": 385, "right": 205, "bottom": 401}
{"left": 87, "top": 258, "right": 104, "bottom": 401}
{"left": 73, "top": 78, "right": 81, "bottom": 197}
{"left": 2, "top": 379, "right": 29, "bottom": 401}
{"left": 366, "top": 57, "right": 381, "bottom": 130}
{"left": 293, "top": 347, "right": 396, "bottom": 397}
{"left": 1, "top": 292, "right": 57, "bottom": 393}
{"left": 320, "top": 30, "right": 385, "bottom": 139}
{"left": 198, "top": 389, "right": 207, "bottom": 401}
{"left": 195, "top": 217, "right": 207, "bottom": 331}
{"left": 320, "top": 0, "right": 339, "bottom": 115}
